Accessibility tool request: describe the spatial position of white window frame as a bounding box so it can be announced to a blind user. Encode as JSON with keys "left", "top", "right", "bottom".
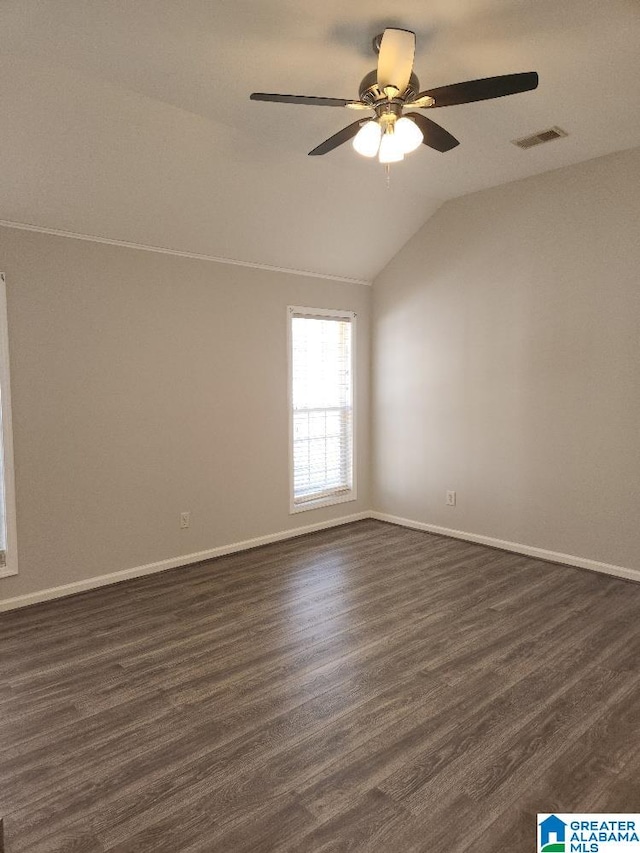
{"left": 0, "top": 273, "right": 18, "bottom": 578}
{"left": 287, "top": 305, "right": 357, "bottom": 514}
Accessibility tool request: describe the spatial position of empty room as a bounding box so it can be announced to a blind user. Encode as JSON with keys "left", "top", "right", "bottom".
{"left": 1, "top": 2, "right": 639, "bottom": 851}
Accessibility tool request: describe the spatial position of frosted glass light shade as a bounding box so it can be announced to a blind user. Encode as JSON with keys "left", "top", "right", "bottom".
{"left": 394, "top": 117, "right": 423, "bottom": 153}
{"left": 378, "top": 131, "right": 404, "bottom": 163}
{"left": 352, "top": 121, "right": 383, "bottom": 157}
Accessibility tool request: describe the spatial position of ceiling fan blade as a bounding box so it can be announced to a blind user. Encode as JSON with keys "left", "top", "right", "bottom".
{"left": 250, "top": 93, "right": 358, "bottom": 108}
{"left": 377, "top": 28, "right": 416, "bottom": 96}
{"left": 417, "top": 72, "right": 538, "bottom": 107}
{"left": 406, "top": 113, "right": 460, "bottom": 152}
{"left": 308, "top": 120, "right": 365, "bottom": 156}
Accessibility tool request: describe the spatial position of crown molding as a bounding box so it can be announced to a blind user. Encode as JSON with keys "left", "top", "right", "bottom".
{"left": 0, "top": 219, "right": 372, "bottom": 286}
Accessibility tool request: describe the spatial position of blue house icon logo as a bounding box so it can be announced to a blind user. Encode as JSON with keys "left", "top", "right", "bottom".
{"left": 539, "top": 814, "right": 567, "bottom": 852}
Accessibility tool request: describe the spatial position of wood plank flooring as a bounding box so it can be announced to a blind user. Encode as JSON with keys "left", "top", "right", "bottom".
{"left": 0, "top": 519, "right": 639, "bottom": 852}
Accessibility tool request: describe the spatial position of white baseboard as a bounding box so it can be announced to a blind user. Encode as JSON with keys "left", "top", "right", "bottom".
{"left": 2, "top": 509, "right": 637, "bottom": 612}
{"left": 0, "top": 512, "right": 370, "bottom": 612}
{"left": 370, "top": 511, "right": 640, "bottom": 584}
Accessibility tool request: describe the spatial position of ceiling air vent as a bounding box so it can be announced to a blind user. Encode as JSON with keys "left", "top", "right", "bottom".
{"left": 512, "top": 126, "right": 568, "bottom": 149}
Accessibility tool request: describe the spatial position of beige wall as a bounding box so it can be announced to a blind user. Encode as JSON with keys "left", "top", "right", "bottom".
{"left": 0, "top": 228, "right": 371, "bottom": 602}
{"left": 2, "top": 146, "right": 639, "bottom": 606}
{"left": 372, "top": 147, "right": 640, "bottom": 570}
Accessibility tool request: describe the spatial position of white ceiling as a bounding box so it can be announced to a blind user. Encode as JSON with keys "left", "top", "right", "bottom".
{"left": 1, "top": 0, "right": 639, "bottom": 282}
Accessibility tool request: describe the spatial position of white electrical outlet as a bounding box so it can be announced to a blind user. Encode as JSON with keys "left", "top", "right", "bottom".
{"left": 180, "top": 511, "right": 190, "bottom": 529}
{"left": 446, "top": 490, "right": 456, "bottom": 507}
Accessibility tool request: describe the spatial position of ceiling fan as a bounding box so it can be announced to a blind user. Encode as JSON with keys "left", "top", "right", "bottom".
{"left": 250, "top": 28, "right": 538, "bottom": 164}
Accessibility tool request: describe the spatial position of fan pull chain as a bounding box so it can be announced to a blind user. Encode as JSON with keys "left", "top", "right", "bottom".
{"left": 385, "top": 164, "right": 391, "bottom": 188}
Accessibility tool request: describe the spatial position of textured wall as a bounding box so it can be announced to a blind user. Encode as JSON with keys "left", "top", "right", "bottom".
{"left": 0, "top": 229, "right": 370, "bottom": 601}
{"left": 372, "top": 147, "right": 640, "bottom": 570}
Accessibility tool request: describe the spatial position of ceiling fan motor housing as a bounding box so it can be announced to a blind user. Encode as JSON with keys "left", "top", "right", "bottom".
{"left": 358, "top": 70, "right": 420, "bottom": 105}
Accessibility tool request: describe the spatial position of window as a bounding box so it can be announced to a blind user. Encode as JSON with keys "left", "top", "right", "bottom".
{"left": 288, "top": 306, "right": 356, "bottom": 512}
{"left": 0, "top": 273, "right": 18, "bottom": 577}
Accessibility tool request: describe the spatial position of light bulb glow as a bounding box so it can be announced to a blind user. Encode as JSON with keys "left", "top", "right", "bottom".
{"left": 352, "top": 121, "right": 382, "bottom": 158}
{"left": 378, "top": 130, "right": 404, "bottom": 164}
{"left": 394, "top": 117, "right": 424, "bottom": 153}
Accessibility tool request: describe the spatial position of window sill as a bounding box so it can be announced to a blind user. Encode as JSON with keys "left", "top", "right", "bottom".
{"left": 290, "top": 491, "right": 357, "bottom": 514}
{"left": 0, "top": 566, "right": 18, "bottom": 579}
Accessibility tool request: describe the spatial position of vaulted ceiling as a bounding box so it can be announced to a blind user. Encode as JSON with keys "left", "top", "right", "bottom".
{"left": 1, "top": 1, "right": 639, "bottom": 282}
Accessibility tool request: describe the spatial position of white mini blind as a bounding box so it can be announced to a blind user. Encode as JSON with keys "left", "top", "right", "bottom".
{"left": 289, "top": 308, "right": 354, "bottom": 509}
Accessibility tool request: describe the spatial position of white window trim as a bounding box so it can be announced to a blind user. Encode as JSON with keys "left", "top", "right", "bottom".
{"left": 287, "top": 305, "right": 357, "bottom": 514}
{"left": 0, "top": 273, "right": 18, "bottom": 578}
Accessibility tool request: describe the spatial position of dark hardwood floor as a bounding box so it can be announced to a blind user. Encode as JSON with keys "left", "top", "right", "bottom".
{"left": 1, "top": 519, "right": 639, "bottom": 852}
